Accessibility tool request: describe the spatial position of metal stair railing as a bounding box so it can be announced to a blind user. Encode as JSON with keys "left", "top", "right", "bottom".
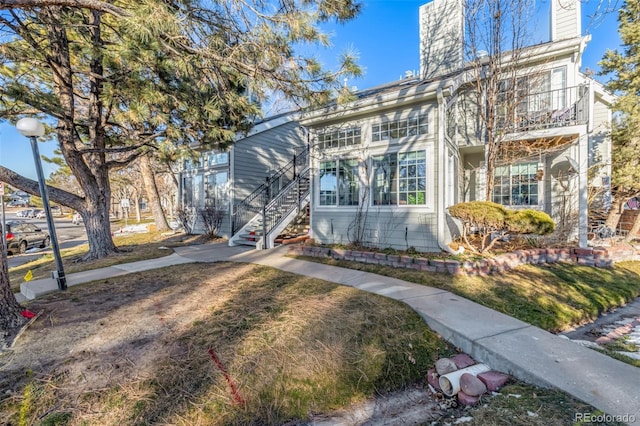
{"left": 232, "top": 144, "right": 309, "bottom": 235}
{"left": 260, "top": 166, "right": 310, "bottom": 248}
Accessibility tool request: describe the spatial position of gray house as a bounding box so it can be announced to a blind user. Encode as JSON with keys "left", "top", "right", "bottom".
{"left": 300, "top": 0, "right": 614, "bottom": 252}
{"left": 179, "top": 112, "right": 308, "bottom": 246}
{"left": 180, "top": 0, "right": 614, "bottom": 253}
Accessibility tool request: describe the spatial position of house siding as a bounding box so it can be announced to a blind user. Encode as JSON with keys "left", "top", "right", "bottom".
{"left": 308, "top": 105, "right": 440, "bottom": 251}
{"left": 419, "top": 0, "right": 463, "bottom": 80}
{"left": 590, "top": 97, "right": 611, "bottom": 167}
{"left": 232, "top": 121, "right": 305, "bottom": 206}
{"left": 312, "top": 209, "right": 440, "bottom": 252}
{"left": 551, "top": 0, "right": 580, "bottom": 41}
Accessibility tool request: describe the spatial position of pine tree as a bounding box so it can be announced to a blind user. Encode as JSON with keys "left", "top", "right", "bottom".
{"left": 599, "top": 0, "right": 640, "bottom": 235}
{"left": 0, "top": 0, "right": 362, "bottom": 260}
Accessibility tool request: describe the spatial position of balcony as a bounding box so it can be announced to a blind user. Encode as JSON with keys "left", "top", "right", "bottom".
{"left": 496, "top": 85, "right": 589, "bottom": 133}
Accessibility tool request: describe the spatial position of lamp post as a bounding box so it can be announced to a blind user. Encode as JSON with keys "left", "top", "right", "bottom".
{"left": 16, "top": 118, "right": 67, "bottom": 290}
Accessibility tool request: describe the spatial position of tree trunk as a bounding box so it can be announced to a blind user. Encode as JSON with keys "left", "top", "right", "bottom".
{"left": 625, "top": 211, "right": 640, "bottom": 242}
{"left": 0, "top": 238, "right": 27, "bottom": 349}
{"left": 81, "top": 194, "right": 117, "bottom": 259}
{"left": 139, "top": 154, "right": 170, "bottom": 231}
{"left": 605, "top": 196, "right": 627, "bottom": 232}
{"left": 135, "top": 195, "right": 141, "bottom": 223}
{"left": 45, "top": 8, "right": 117, "bottom": 260}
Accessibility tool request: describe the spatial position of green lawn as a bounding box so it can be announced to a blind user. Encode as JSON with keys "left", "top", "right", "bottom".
{"left": 289, "top": 255, "right": 640, "bottom": 333}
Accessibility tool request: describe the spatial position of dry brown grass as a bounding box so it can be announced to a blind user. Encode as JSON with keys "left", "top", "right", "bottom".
{"left": 1, "top": 262, "right": 450, "bottom": 425}
{"left": 8, "top": 231, "right": 218, "bottom": 292}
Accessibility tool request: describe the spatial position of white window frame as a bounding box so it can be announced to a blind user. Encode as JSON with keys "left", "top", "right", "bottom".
{"left": 492, "top": 162, "right": 542, "bottom": 207}
{"left": 370, "top": 147, "right": 433, "bottom": 208}
{"left": 204, "top": 170, "right": 229, "bottom": 208}
{"left": 318, "top": 158, "right": 361, "bottom": 208}
{"left": 371, "top": 112, "right": 430, "bottom": 142}
{"left": 316, "top": 126, "right": 362, "bottom": 150}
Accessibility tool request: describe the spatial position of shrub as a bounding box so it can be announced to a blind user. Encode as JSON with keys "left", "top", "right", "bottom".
{"left": 449, "top": 202, "right": 555, "bottom": 254}
{"left": 176, "top": 207, "right": 196, "bottom": 234}
{"left": 507, "top": 209, "right": 555, "bottom": 235}
{"left": 449, "top": 201, "right": 508, "bottom": 229}
{"left": 199, "top": 206, "right": 226, "bottom": 238}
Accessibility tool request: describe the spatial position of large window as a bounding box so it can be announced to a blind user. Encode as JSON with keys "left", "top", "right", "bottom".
{"left": 183, "top": 176, "right": 193, "bottom": 206}
{"left": 372, "top": 114, "right": 429, "bottom": 142}
{"left": 207, "top": 152, "right": 228, "bottom": 167}
{"left": 316, "top": 126, "right": 361, "bottom": 150}
{"left": 319, "top": 159, "right": 360, "bottom": 206}
{"left": 373, "top": 151, "right": 426, "bottom": 205}
{"left": 492, "top": 162, "right": 539, "bottom": 206}
{"left": 184, "top": 157, "right": 203, "bottom": 171}
{"left": 205, "top": 171, "right": 228, "bottom": 207}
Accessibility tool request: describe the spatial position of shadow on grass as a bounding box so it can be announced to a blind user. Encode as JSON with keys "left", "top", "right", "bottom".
{"left": 129, "top": 265, "right": 453, "bottom": 425}
{"left": 2, "top": 262, "right": 452, "bottom": 426}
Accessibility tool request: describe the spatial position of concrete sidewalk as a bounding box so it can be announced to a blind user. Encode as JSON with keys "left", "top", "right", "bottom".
{"left": 17, "top": 242, "right": 640, "bottom": 425}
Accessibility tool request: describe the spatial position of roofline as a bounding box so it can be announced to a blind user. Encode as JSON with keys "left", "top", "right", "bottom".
{"left": 586, "top": 76, "right": 617, "bottom": 106}
{"left": 301, "top": 36, "right": 589, "bottom": 126}
{"left": 239, "top": 111, "right": 301, "bottom": 139}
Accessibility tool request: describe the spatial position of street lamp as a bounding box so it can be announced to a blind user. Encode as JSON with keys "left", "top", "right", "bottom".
{"left": 16, "top": 118, "right": 67, "bottom": 290}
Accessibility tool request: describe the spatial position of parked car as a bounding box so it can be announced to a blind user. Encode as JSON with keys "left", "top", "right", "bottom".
{"left": 3, "top": 220, "right": 50, "bottom": 255}
{"left": 7, "top": 199, "right": 29, "bottom": 207}
{"left": 16, "top": 209, "right": 33, "bottom": 218}
{"left": 34, "top": 206, "right": 63, "bottom": 218}
{"left": 30, "top": 209, "right": 43, "bottom": 218}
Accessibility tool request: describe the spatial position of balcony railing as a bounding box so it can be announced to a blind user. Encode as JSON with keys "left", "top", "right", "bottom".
{"left": 496, "top": 85, "right": 589, "bottom": 133}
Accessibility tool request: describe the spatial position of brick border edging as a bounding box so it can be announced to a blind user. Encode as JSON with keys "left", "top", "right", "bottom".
{"left": 287, "top": 245, "right": 640, "bottom": 276}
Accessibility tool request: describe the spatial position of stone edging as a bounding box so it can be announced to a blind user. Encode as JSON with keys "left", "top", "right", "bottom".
{"left": 287, "top": 244, "right": 640, "bottom": 276}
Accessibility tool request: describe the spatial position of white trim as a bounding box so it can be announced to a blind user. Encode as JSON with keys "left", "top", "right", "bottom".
{"left": 240, "top": 112, "right": 300, "bottom": 139}
{"left": 367, "top": 145, "right": 435, "bottom": 212}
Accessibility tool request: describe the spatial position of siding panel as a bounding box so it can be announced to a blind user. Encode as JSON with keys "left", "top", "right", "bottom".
{"left": 312, "top": 209, "right": 440, "bottom": 252}
{"left": 233, "top": 121, "right": 305, "bottom": 205}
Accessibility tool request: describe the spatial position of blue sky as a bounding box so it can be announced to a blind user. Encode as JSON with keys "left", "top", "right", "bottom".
{"left": 0, "top": 0, "right": 621, "bottom": 181}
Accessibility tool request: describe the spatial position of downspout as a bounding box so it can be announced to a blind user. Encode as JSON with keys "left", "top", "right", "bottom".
{"left": 437, "top": 87, "right": 464, "bottom": 255}
{"left": 304, "top": 127, "right": 314, "bottom": 243}
{"left": 229, "top": 146, "right": 235, "bottom": 240}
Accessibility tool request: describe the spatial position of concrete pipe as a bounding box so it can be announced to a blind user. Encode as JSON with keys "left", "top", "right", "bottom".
{"left": 438, "top": 363, "right": 490, "bottom": 397}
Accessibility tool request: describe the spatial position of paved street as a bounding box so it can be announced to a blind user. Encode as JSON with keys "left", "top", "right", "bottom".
{"left": 2, "top": 207, "right": 87, "bottom": 268}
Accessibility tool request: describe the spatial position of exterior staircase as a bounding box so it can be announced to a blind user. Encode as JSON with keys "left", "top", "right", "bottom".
{"left": 274, "top": 205, "right": 310, "bottom": 245}
{"left": 229, "top": 145, "right": 310, "bottom": 249}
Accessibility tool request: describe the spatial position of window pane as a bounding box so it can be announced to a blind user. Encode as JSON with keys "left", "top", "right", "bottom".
{"left": 319, "top": 161, "right": 337, "bottom": 205}
{"left": 208, "top": 152, "right": 228, "bottom": 167}
{"left": 205, "top": 171, "right": 229, "bottom": 207}
{"left": 338, "top": 159, "right": 360, "bottom": 206}
{"left": 183, "top": 177, "right": 193, "bottom": 207}
{"left": 492, "top": 162, "right": 538, "bottom": 206}
{"left": 373, "top": 154, "right": 397, "bottom": 205}
{"left": 398, "top": 150, "right": 427, "bottom": 205}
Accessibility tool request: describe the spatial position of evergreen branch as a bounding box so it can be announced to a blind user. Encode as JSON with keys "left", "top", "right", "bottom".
{"left": 0, "top": 0, "right": 130, "bottom": 17}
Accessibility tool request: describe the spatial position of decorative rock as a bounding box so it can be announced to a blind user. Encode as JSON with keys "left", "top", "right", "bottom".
{"left": 435, "top": 358, "right": 458, "bottom": 375}
{"left": 451, "top": 353, "right": 475, "bottom": 369}
{"left": 426, "top": 368, "right": 441, "bottom": 391}
{"left": 477, "top": 371, "right": 510, "bottom": 392}
{"left": 457, "top": 390, "right": 480, "bottom": 406}
{"left": 459, "top": 372, "right": 487, "bottom": 396}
